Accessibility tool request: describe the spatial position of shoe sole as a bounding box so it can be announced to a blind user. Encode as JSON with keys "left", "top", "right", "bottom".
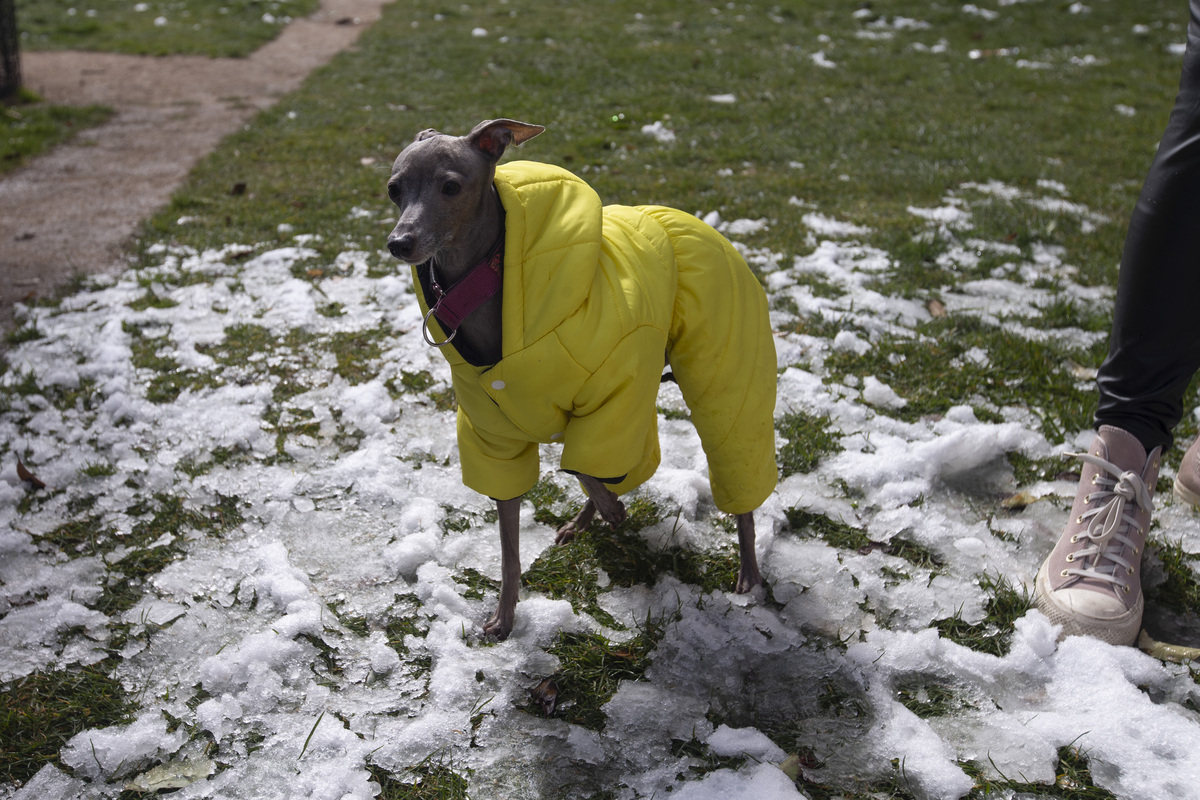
{"left": 1174, "top": 475, "right": 1200, "bottom": 510}
{"left": 1033, "top": 559, "right": 1142, "bottom": 647}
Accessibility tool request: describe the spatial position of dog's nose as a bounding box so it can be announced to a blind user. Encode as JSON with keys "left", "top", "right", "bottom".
{"left": 388, "top": 234, "right": 417, "bottom": 261}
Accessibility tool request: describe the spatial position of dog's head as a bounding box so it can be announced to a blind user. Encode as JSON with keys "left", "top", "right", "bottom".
{"left": 386, "top": 119, "right": 544, "bottom": 265}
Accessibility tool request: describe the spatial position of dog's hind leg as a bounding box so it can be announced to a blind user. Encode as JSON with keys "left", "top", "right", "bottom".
{"left": 555, "top": 475, "right": 626, "bottom": 543}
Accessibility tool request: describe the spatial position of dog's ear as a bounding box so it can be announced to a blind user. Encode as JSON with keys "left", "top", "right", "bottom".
{"left": 467, "top": 119, "right": 546, "bottom": 162}
{"left": 414, "top": 128, "right": 442, "bottom": 142}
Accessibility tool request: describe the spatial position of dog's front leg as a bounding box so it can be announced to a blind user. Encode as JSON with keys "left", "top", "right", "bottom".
{"left": 555, "top": 475, "right": 626, "bottom": 543}
{"left": 483, "top": 497, "right": 522, "bottom": 640}
{"left": 735, "top": 511, "right": 762, "bottom": 593}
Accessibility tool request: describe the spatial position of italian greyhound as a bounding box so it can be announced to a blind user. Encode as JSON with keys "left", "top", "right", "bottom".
{"left": 386, "top": 119, "right": 763, "bottom": 639}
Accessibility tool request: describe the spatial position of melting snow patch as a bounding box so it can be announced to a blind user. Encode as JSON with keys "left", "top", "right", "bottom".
{"left": 2, "top": 168, "right": 1196, "bottom": 800}
{"left": 641, "top": 120, "right": 677, "bottom": 143}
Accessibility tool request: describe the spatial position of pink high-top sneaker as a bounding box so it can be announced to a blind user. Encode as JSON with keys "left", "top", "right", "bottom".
{"left": 1035, "top": 426, "right": 1160, "bottom": 646}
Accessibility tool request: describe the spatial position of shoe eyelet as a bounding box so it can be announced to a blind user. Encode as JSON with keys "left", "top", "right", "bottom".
{"left": 1065, "top": 553, "right": 1075, "bottom": 562}
{"left": 1061, "top": 570, "right": 1070, "bottom": 577}
{"left": 1084, "top": 494, "right": 1092, "bottom": 503}
{"left": 1091, "top": 475, "right": 1099, "bottom": 485}
{"left": 1075, "top": 516, "right": 1084, "bottom": 524}
{"left": 1133, "top": 547, "right": 1140, "bottom": 555}
{"left": 1127, "top": 567, "right": 1135, "bottom": 575}
{"left": 1069, "top": 535, "right": 1079, "bottom": 543}
{"left": 1123, "top": 585, "right": 1131, "bottom": 594}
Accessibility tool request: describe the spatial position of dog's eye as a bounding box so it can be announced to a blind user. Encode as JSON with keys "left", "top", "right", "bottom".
{"left": 442, "top": 180, "right": 462, "bottom": 197}
{"left": 387, "top": 182, "right": 402, "bottom": 202}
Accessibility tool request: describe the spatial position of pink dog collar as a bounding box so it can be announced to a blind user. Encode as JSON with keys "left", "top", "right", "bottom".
{"left": 422, "top": 236, "right": 503, "bottom": 347}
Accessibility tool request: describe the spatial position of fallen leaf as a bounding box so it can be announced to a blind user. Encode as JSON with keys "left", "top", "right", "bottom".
{"left": 1139, "top": 630, "right": 1200, "bottom": 664}
{"left": 1065, "top": 359, "right": 1098, "bottom": 381}
{"left": 927, "top": 298, "right": 946, "bottom": 318}
{"left": 125, "top": 758, "right": 215, "bottom": 793}
{"left": 1000, "top": 490, "right": 1039, "bottom": 510}
{"left": 529, "top": 676, "right": 559, "bottom": 716}
{"left": 16, "top": 458, "right": 46, "bottom": 490}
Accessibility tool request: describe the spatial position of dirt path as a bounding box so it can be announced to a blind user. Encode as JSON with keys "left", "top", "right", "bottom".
{"left": 0, "top": 0, "right": 394, "bottom": 334}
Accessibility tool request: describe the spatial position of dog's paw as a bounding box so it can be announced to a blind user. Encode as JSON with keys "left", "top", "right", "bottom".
{"left": 554, "top": 522, "right": 579, "bottom": 545}
{"left": 483, "top": 610, "right": 514, "bottom": 641}
{"left": 735, "top": 566, "right": 763, "bottom": 595}
{"left": 599, "top": 499, "right": 626, "bottom": 528}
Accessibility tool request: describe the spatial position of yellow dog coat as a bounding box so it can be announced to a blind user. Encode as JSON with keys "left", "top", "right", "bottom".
{"left": 412, "top": 161, "right": 777, "bottom": 514}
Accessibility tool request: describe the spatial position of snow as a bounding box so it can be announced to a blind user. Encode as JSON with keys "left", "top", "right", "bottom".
{"left": 5, "top": 78, "right": 1200, "bottom": 800}
{"left": 641, "top": 120, "right": 676, "bottom": 143}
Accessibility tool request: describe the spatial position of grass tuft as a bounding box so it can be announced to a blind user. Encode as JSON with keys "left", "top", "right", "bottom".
{"left": 1, "top": 95, "right": 113, "bottom": 177}
{"left": 369, "top": 750, "right": 470, "bottom": 800}
{"left": 777, "top": 411, "right": 842, "bottom": 477}
{"left": 0, "top": 663, "right": 132, "bottom": 785}
{"left": 935, "top": 574, "right": 1033, "bottom": 658}
{"left": 965, "top": 745, "right": 1119, "bottom": 800}
{"left": 1145, "top": 537, "right": 1200, "bottom": 614}
{"left": 540, "top": 613, "right": 665, "bottom": 731}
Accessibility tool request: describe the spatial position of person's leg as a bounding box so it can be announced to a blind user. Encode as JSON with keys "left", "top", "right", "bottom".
{"left": 1094, "top": 0, "right": 1200, "bottom": 452}
{"left": 1037, "top": 0, "right": 1200, "bottom": 644}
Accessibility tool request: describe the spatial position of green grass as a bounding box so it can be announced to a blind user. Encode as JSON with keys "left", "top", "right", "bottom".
{"left": 370, "top": 751, "right": 470, "bottom": 800}
{"left": 965, "top": 745, "right": 1119, "bottom": 800}
{"left": 824, "top": 314, "right": 1104, "bottom": 443}
{"left": 777, "top": 411, "right": 842, "bottom": 477}
{"left": 1145, "top": 537, "right": 1200, "bottom": 614}
{"left": 540, "top": 615, "right": 665, "bottom": 732}
{"left": 785, "top": 507, "right": 944, "bottom": 572}
{"left": 134, "top": 0, "right": 1177, "bottom": 273}
{"left": 15, "top": 0, "right": 318, "bottom": 57}
{"left": 0, "top": 662, "right": 133, "bottom": 784}
{"left": 2, "top": 91, "right": 112, "bottom": 176}
{"left": 935, "top": 574, "right": 1034, "bottom": 658}
{"left": 524, "top": 496, "right": 750, "bottom": 618}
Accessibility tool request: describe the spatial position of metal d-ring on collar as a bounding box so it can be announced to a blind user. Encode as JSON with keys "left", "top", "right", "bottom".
{"left": 422, "top": 277, "right": 457, "bottom": 347}
{"left": 420, "top": 235, "right": 504, "bottom": 348}
{"left": 422, "top": 305, "right": 456, "bottom": 347}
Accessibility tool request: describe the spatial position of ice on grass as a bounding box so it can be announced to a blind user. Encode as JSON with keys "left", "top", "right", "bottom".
{"left": 62, "top": 713, "right": 185, "bottom": 781}
{"left": 246, "top": 541, "right": 314, "bottom": 612}
{"left": 0, "top": 596, "right": 110, "bottom": 679}
{"left": 707, "top": 724, "right": 786, "bottom": 762}
{"left": 6, "top": 165, "right": 1200, "bottom": 800}
{"left": 672, "top": 762, "right": 806, "bottom": 799}
{"left": 196, "top": 694, "right": 245, "bottom": 742}
{"left": 11, "top": 765, "right": 86, "bottom": 800}
{"left": 866, "top": 697, "right": 976, "bottom": 800}
{"left": 861, "top": 375, "right": 907, "bottom": 409}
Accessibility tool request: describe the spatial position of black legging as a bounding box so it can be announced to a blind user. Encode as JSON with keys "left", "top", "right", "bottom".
{"left": 1095, "top": 0, "right": 1200, "bottom": 452}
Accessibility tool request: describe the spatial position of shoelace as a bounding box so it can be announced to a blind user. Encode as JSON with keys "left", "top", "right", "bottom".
{"left": 1064, "top": 451, "right": 1153, "bottom": 590}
